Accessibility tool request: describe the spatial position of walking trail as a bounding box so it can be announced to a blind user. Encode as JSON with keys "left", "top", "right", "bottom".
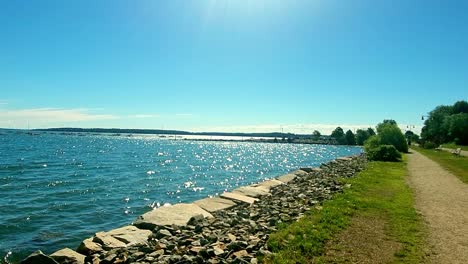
{"left": 407, "top": 150, "right": 468, "bottom": 263}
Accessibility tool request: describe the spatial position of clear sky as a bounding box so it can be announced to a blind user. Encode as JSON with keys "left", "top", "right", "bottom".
{"left": 1, "top": 0, "right": 467, "bottom": 134}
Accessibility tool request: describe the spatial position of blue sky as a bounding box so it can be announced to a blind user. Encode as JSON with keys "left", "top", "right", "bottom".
{"left": 1, "top": 0, "right": 467, "bottom": 134}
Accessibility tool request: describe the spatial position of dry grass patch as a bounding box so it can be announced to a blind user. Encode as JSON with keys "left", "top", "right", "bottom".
{"left": 317, "top": 215, "right": 401, "bottom": 263}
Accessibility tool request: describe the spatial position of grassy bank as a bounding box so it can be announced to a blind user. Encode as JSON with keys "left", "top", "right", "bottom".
{"left": 440, "top": 143, "right": 468, "bottom": 151}
{"left": 412, "top": 146, "right": 468, "bottom": 184}
{"left": 265, "top": 157, "right": 427, "bottom": 263}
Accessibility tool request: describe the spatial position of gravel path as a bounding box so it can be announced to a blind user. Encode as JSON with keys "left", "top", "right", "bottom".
{"left": 407, "top": 150, "right": 468, "bottom": 264}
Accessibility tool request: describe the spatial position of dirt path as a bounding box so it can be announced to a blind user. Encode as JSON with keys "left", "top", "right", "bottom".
{"left": 407, "top": 150, "right": 468, "bottom": 263}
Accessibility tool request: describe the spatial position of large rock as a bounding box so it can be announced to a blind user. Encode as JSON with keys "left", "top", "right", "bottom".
{"left": 133, "top": 203, "right": 213, "bottom": 229}
{"left": 255, "top": 179, "right": 283, "bottom": 190}
{"left": 50, "top": 248, "right": 85, "bottom": 264}
{"left": 232, "top": 186, "right": 270, "bottom": 198}
{"left": 20, "top": 250, "right": 59, "bottom": 264}
{"left": 220, "top": 192, "right": 259, "bottom": 204}
{"left": 292, "top": 169, "right": 308, "bottom": 177}
{"left": 76, "top": 238, "right": 103, "bottom": 255}
{"left": 93, "top": 232, "right": 127, "bottom": 250}
{"left": 105, "top": 225, "right": 152, "bottom": 247}
{"left": 277, "top": 173, "right": 296, "bottom": 183}
{"left": 194, "top": 197, "right": 237, "bottom": 213}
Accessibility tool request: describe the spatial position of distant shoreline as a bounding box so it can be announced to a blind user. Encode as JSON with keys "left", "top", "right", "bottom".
{"left": 2, "top": 127, "right": 341, "bottom": 145}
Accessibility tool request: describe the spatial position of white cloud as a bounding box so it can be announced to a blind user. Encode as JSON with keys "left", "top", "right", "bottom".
{"left": 127, "top": 114, "right": 160, "bottom": 119}
{"left": 0, "top": 108, "right": 118, "bottom": 128}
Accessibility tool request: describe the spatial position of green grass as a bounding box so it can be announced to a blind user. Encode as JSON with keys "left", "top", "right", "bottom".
{"left": 412, "top": 146, "right": 468, "bottom": 183}
{"left": 265, "top": 157, "right": 427, "bottom": 263}
{"left": 440, "top": 142, "right": 468, "bottom": 151}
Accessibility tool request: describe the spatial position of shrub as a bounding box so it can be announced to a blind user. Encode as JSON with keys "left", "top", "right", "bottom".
{"left": 378, "top": 124, "right": 409, "bottom": 153}
{"left": 423, "top": 141, "right": 438, "bottom": 149}
{"left": 367, "top": 145, "right": 402, "bottom": 161}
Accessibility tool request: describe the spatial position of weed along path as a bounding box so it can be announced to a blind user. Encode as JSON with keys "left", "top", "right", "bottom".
{"left": 407, "top": 149, "right": 468, "bottom": 263}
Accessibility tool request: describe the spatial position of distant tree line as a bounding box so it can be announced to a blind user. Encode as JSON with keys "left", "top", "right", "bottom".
{"left": 421, "top": 100, "right": 468, "bottom": 146}
{"left": 329, "top": 127, "right": 375, "bottom": 146}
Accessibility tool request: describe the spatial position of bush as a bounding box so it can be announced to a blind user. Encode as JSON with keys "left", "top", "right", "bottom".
{"left": 378, "top": 124, "right": 409, "bottom": 153}
{"left": 423, "top": 141, "right": 438, "bottom": 149}
{"left": 366, "top": 145, "right": 402, "bottom": 161}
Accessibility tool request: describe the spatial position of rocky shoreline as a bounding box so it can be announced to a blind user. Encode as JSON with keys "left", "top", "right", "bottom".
{"left": 20, "top": 154, "right": 367, "bottom": 264}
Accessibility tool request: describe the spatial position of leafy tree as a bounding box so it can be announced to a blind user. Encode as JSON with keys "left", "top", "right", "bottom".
{"left": 356, "top": 129, "right": 371, "bottom": 145}
{"left": 331, "top": 127, "right": 346, "bottom": 144}
{"left": 312, "top": 130, "right": 321, "bottom": 141}
{"left": 445, "top": 113, "right": 468, "bottom": 145}
{"left": 421, "top": 100, "right": 468, "bottom": 145}
{"left": 378, "top": 123, "right": 408, "bottom": 153}
{"left": 452, "top": 100, "right": 468, "bottom": 114}
{"left": 345, "top": 130, "right": 356, "bottom": 145}
{"left": 376, "top": 119, "right": 397, "bottom": 133}
{"left": 367, "top": 127, "right": 376, "bottom": 136}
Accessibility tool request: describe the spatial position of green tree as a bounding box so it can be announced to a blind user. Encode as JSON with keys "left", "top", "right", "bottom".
{"left": 345, "top": 130, "right": 356, "bottom": 145}
{"left": 376, "top": 119, "right": 398, "bottom": 133}
{"left": 452, "top": 100, "right": 468, "bottom": 114}
{"left": 421, "top": 105, "right": 453, "bottom": 144}
{"left": 331, "top": 127, "right": 346, "bottom": 144}
{"left": 356, "top": 129, "right": 371, "bottom": 145}
{"left": 378, "top": 123, "right": 408, "bottom": 153}
{"left": 312, "top": 130, "right": 321, "bottom": 141}
{"left": 367, "top": 127, "right": 376, "bottom": 136}
{"left": 445, "top": 113, "right": 468, "bottom": 145}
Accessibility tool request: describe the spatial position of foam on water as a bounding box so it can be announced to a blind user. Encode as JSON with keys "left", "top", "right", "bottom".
{"left": 0, "top": 131, "right": 362, "bottom": 262}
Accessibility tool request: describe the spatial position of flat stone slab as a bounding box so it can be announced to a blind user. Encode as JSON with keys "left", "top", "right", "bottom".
{"left": 134, "top": 203, "right": 213, "bottom": 229}
{"left": 221, "top": 192, "right": 259, "bottom": 204}
{"left": 194, "top": 197, "right": 237, "bottom": 213}
{"left": 276, "top": 173, "right": 296, "bottom": 183}
{"left": 232, "top": 186, "right": 270, "bottom": 198}
{"left": 93, "top": 232, "right": 127, "bottom": 250}
{"left": 337, "top": 157, "right": 353, "bottom": 161}
{"left": 105, "top": 225, "right": 152, "bottom": 247}
{"left": 255, "top": 179, "right": 283, "bottom": 190}
{"left": 292, "top": 169, "right": 308, "bottom": 177}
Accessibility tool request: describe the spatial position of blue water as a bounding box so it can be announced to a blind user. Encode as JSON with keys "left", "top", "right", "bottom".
{"left": 0, "top": 131, "right": 362, "bottom": 261}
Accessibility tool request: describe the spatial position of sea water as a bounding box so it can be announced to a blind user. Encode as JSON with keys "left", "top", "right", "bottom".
{"left": 0, "top": 131, "right": 362, "bottom": 262}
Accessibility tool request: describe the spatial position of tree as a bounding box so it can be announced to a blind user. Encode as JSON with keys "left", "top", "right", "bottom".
{"left": 445, "top": 113, "right": 468, "bottom": 145}
{"left": 376, "top": 119, "right": 397, "bottom": 133}
{"left": 367, "top": 127, "right": 376, "bottom": 136}
{"left": 453, "top": 100, "right": 468, "bottom": 114}
{"left": 378, "top": 123, "right": 408, "bottom": 153}
{"left": 312, "top": 130, "right": 321, "bottom": 141}
{"left": 345, "top": 130, "right": 356, "bottom": 145}
{"left": 356, "top": 129, "right": 370, "bottom": 145}
{"left": 331, "top": 127, "right": 346, "bottom": 144}
{"left": 421, "top": 100, "right": 468, "bottom": 145}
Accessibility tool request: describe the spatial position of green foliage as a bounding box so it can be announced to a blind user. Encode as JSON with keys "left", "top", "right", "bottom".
{"left": 378, "top": 123, "right": 408, "bottom": 153}
{"left": 266, "top": 160, "right": 427, "bottom": 263}
{"left": 312, "top": 130, "right": 321, "bottom": 140}
{"left": 364, "top": 135, "right": 381, "bottom": 150}
{"left": 422, "top": 141, "right": 438, "bottom": 149}
{"left": 445, "top": 113, "right": 468, "bottom": 145}
{"left": 367, "top": 127, "right": 376, "bottom": 136}
{"left": 366, "top": 145, "right": 402, "bottom": 161}
{"left": 376, "top": 119, "right": 397, "bottom": 133}
{"left": 345, "top": 130, "right": 356, "bottom": 145}
{"left": 331, "top": 127, "right": 347, "bottom": 144}
{"left": 421, "top": 100, "right": 468, "bottom": 145}
{"left": 356, "top": 129, "right": 371, "bottom": 145}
